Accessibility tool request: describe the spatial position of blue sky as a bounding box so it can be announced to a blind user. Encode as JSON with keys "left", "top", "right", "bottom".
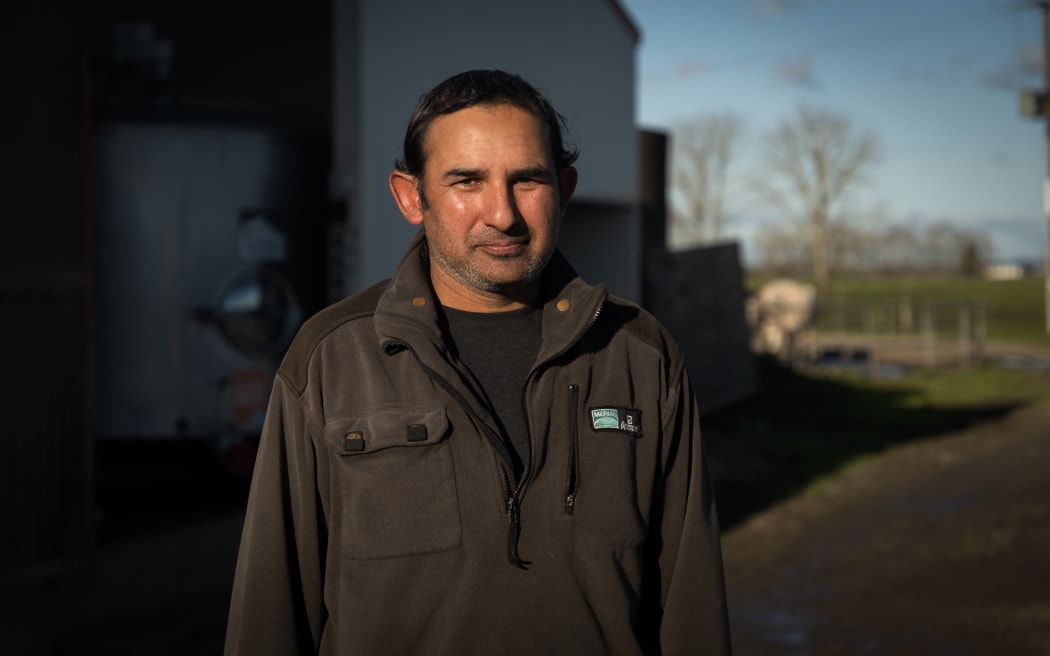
{"left": 618, "top": 0, "right": 1045, "bottom": 263}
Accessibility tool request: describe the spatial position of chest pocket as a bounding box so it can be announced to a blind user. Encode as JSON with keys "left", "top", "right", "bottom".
{"left": 327, "top": 407, "right": 461, "bottom": 559}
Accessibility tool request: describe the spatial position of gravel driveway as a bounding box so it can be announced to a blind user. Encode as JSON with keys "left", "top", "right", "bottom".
{"left": 722, "top": 396, "right": 1050, "bottom": 655}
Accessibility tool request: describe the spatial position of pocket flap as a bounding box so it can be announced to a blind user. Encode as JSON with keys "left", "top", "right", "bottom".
{"left": 326, "top": 407, "right": 450, "bottom": 456}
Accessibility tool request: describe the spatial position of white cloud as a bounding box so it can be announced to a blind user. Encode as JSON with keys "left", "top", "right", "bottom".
{"left": 674, "top": 59, "right": 714, "bottom": 78}
{"left": 753, "top": 0, "right": 822, "bottom": 20}
{"left": 776, "top": 54, "right": 819, "bottom": 88}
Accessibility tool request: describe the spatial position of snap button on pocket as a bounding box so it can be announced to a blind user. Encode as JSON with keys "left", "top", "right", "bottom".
{"left": 343, "top": 431, "right": 365, "bottom": 453}
{"left": 328, "top": 408, "right": 460, "bottom": 559}
{"left": 406, "top": 423, "right": 427, "bottom": 443}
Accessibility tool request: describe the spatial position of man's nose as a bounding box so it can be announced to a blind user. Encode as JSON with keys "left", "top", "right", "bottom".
{"left": 484, "top": 183, "right": 522, "bottom": 231}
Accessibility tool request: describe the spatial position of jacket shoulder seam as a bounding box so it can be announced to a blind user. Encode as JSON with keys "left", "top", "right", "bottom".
{"left": 279, "top": 280, "right": 389, "bottom": 395}
{"left": 599, "top": 296, "right": 681, "bottom": 357}
{"left": 597, "top": 294, "right": 688, "bottom": 397}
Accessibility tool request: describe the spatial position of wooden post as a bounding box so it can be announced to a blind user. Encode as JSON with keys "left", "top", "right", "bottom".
{"left": 922, "top": 305, "right": 935, "bottom": 368}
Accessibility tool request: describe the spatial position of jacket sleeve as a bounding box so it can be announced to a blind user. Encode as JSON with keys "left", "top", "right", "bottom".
{"left": 225, "top": 373, "right": 327, "bottom": 655}
{"left": 646, "top": 365, "right": 733, "bottom": 655}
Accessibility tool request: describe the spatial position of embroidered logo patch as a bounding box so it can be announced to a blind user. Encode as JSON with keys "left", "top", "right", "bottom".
{"left": 590, "top": 408, "right": 643, "bottom": 437}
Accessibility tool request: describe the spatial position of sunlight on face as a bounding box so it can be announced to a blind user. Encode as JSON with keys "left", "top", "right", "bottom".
{"left": 417, "top": 104, "right": 566, "bottom": 307}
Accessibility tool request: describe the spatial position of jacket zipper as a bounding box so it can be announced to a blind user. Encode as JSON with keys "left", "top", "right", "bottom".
{"left": 386, "top": 296, "right": 604, "bottom": 569}
{"left": 565, "top": 384, "right": 581, "bottom": 515}
{"left": 512, "top": 302, "right": 603, "bottom": 536}
{"left": 386, "top": 339, "right": 523, "bottom": 566}
{"left": 509, "top": 301, "right": 604, "bottom": 565}
{"left": 386, "top": 338, "right": 517, "bottom": 492}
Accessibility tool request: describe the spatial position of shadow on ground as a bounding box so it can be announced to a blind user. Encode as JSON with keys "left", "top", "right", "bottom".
{"left": 702, "top": 355, "right": 1022, "bottom": 530}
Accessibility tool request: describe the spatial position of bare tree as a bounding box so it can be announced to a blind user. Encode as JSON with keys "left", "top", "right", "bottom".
{"left": 922, "top": 221, "right": 963, "bottom": 273}
{"left": 829, "top": 221, "right": 876, "bottom": 273}
{"left": 921, "top": 220, "right": 994, "bottom": 275}
{"left": 877, "top": 224, "right": 923, "bottom": 273}
{"left": 754, "top": 223, "right": 809, "bottom": 277}
{"left": 670, "top": 113, "right": 742, "bottom": 247}
{"left": 755, "top": 105, "right": 879, "bottom": 294}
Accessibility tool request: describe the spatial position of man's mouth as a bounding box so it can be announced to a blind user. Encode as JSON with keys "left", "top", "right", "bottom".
{"left": 477, "top": 240, "right": 527, "bottom": 256}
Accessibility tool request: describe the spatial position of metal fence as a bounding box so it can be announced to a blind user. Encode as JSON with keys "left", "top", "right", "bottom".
{"left": 810, "top": 299, "right": 987, "bottom": 368}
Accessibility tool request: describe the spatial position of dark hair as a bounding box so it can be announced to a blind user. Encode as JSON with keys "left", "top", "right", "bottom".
{"left": 394, "top": 69, "right": 579, "bottom": 178}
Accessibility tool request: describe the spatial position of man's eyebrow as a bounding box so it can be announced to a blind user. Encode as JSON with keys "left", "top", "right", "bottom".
{"left": 510, "top": 165, "right": 554, "bottom": 180}
{"left": 442, "top": 167, "right": 485, "bottom": 180}
{"left": 440, "top": 165, "right": 554, "bottom": 181}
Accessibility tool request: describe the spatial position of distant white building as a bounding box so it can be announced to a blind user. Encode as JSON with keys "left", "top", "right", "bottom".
{"left": 984, "top": 263, "right": 1026, "bottom": 281}
{"left": 332, "top": 0, "right": 643, "bottom": 300}
{"left": 983, "top": 262, "right": 1041, "bottom": 280}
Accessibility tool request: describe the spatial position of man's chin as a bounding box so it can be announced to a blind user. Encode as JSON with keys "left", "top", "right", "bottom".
{"left": 474, "top": 273, "right": 530, "bottom": 293}
{"left": 436, "top": 252, "right": 547, "bottom": 296}
{"left": 477, "top": 267, "right": 547, "bottom": 295}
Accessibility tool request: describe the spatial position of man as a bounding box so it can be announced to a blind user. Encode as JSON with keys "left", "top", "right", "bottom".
{"left": 225, "top": 69, "right": 731, "bottom": 655}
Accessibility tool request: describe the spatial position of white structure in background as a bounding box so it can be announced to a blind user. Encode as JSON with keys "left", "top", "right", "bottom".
{"left": 747, "top": 279, "right": 818, "bottom": 360}
{"left": 331, "top": 0, "right": 642, "bottom": 301}
{"left": 984, "top": 263, "right": 1026, "bottom": 281}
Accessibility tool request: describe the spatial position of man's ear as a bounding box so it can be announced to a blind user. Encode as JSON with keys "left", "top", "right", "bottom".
{"left": 558, "top": 166, "right": 578, "bottom": 214}
{"left": 389, "top": 171, "right": 424, "bottom": 225}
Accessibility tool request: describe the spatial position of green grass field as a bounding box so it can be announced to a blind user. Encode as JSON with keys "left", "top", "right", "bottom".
{"left": 716, "top": 274, "right": 1050, "bottom": 529}
{"left": 750, "top": 275, "right": 1050, "bottom": 345}
{"left": 706, "top": 356, "right": 1050, "bottom": 530}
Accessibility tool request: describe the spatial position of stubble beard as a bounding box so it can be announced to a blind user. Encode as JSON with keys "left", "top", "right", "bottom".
{"left": 426, "top": 223, "right": 559, "bottom": 296}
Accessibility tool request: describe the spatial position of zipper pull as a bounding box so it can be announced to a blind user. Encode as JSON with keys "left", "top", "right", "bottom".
{"left": 506, "top": 498, "right": 530, "bottom": 570}
{"left": 565, "top": 494, "right": 576, "bottom": 515}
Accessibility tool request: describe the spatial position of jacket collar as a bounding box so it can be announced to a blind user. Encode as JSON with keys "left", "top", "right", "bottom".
{"left": 374, "top": 230, "right": 607, "bottom": 360}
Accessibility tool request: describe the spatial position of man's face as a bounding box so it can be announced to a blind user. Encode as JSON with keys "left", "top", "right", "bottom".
{"left": 400, "top": 104, "right": 575, "bottom": 309}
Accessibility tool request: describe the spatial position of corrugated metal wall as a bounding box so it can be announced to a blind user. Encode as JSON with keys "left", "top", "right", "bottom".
{"left": 1, "top": 0, "right": 93, "bottom": 582}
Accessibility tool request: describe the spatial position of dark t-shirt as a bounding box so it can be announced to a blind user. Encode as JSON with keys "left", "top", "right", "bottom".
{"left": 442, "top": 305, "right": 542, "bottom": 476}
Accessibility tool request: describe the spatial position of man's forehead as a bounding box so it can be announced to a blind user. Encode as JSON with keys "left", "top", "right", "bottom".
{"left": 422, "top": 104, "right": 551, "bottom": 165}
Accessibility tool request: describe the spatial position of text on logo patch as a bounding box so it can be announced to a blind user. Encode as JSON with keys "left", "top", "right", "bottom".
{"left": 589, "top": 408, "right": 642, "bottom": 437}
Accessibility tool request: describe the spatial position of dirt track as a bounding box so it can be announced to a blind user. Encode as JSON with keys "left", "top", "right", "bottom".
{"left": 723, "top": 395, "right": 1050, "bottom": 655}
